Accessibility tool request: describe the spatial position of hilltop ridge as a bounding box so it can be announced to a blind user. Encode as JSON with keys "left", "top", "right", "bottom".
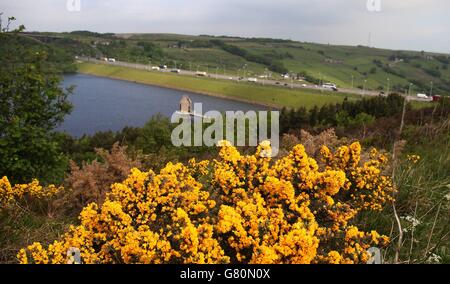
{"left": 20, "top": 31, "right": 450, "bottom": 96}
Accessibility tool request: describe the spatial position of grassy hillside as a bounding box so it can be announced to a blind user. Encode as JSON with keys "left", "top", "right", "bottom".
{"left": 28, "top": 32, "right": 450, "bottom": 97}
{"left": 77, "top": 62, "right": 360, "bottom": 109}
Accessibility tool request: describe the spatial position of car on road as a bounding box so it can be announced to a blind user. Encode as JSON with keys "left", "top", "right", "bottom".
{"left": 171, "top": 69, "right": 181, "bottom": 73}
{"left": 322, "top": 83, "right": 338, "bottom": 91}
{"left": 196, "top": 71, "right": 207, "bottom": 77}
{"left": 433, "top": 95, "right": 442, "bottom": 102}
{"left": 159, "top": 65, "right": 168, "bottom": 70}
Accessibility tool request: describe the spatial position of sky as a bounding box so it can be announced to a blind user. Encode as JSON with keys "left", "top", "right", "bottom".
{"left": 1, "top": 0, "right": 449, "bottom": 54}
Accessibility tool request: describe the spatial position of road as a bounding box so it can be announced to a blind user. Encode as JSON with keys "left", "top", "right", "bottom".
{"left": 78, "top": 57, "right": 429, "bottom": 102}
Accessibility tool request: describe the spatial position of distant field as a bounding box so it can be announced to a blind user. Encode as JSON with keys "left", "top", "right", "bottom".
{"left": 77, "top": 62, "right": 361, "bottom": 109}
{"left": 32, "top": 31, "right": 450, "bottom": 97}
{"left": 123, "top": 34, "right": 449, "bottom": 95}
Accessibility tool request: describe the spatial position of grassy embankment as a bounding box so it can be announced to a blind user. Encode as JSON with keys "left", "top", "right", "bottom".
{"left": 360, "top": 122, "right": 450, "bottom": 263}
{"left": 77, "top": 62, "right": 361, "bottom": 109}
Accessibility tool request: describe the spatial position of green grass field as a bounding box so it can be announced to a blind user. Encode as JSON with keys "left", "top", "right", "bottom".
{"left": 36, "top": 32, "right": 450, "bottom": 97}
{"left": 122, "top": 34, "right": 449, "bottom": 95}
{"left": 77, "top": 62, "right": 361, "bottom": 109}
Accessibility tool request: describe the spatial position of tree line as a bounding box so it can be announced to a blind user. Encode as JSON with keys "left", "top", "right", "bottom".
{"left": 209, "top": 39, "right": 289, "bottom": 74}
{"left": 280, "top": 94, "right": 406, "bottom": 133}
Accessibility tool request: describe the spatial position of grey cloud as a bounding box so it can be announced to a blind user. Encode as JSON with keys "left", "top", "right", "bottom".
{"left": 0, "top": 0, "right": 449, "bottom": 53}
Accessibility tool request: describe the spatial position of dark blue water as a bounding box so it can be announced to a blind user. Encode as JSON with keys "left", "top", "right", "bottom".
{"left": 58, "top": 74, "right": 268, "bottom": 137}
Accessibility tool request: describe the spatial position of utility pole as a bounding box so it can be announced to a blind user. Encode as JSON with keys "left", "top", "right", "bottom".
{"left": 430, "top": 81, "right": 434, "bottom": 97}
{"left": 351, "top": 75, "right": 354, "bottom": 89}
{"left": 408, "top": 83, "right": 413, "bottom": 96}
{"left": 262, "top": 70, "right": 265, "bottom": 86}
{"left": 363, "top": 79, "right": 367, "bottom": 95}
{"left": 319, "top": 72, "right": 323, "bottom": 92}
{"left": 387, "top": 78, "right": 390, "bottom": 95}
{"left": 290, "top": 73, "right": 294, "bottom": 89}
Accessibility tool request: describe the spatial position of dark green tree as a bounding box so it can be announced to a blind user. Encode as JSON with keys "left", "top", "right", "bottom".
{"left": 135, "top": 114, "right": 173, "bottom": 154}
{"left": 309, "top": 106, "right": 319, "bottom": 126}
{"left": 0, "top": 29, "right": 73, "bottom": 184}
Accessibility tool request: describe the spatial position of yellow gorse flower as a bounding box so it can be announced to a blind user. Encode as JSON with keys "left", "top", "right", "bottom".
{"left": 18, "top": 141, "right": 394, "bottom": 264}
{"left": 0, "top": 177, "right": 62, "bottom": 207}
{"left": 407, "top": 154, "right": 421, "bottom": 164}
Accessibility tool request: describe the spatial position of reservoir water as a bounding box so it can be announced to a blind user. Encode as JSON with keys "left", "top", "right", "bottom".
{"left": 58, "top": 74, "right": 268, "bottom": 137}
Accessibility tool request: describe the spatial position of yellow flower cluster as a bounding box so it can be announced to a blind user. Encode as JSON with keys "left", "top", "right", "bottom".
{"left": 18, "top": 141, "right": 394, "bottom": 264}
{"left": 0, "top": 176, "right": 62, "bottom": 207}
{"left": 407, "top": 154, "right": 421, "bottom": 164}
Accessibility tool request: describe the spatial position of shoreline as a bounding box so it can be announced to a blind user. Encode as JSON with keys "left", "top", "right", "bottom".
{"left": 76, "top": 68, "right": 283, "bottom": 110}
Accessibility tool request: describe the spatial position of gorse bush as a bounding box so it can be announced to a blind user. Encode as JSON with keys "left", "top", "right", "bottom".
{"left": 17, "top": 141, "right": 394, "bottom": 264}
{"left": 0, "top": 177, "right": 67, "bottom": 263}
{"left": 0, "top": 177, "right": 62, "bottom": 208}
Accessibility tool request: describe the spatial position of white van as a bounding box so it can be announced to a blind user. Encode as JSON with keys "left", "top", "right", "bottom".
{"left": 417, "top": 93, "right": 430, "bottom": 99}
